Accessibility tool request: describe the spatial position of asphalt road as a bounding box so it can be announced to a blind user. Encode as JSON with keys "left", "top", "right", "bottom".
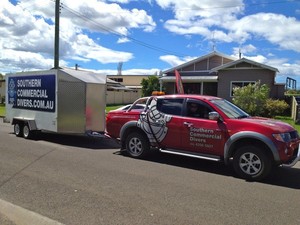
{"left": 0, "top": 119, "right": 300, "bottom": 225}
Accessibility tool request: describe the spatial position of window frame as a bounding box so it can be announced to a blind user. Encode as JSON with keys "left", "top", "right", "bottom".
{"left": 185, "top": 99, "right": 214, "bottom": 119}
{"left": 156, "top": 98, "right": 184, "bottom": 116}
{"left": 230, "top": 81, "right": 255, "bottom": 97}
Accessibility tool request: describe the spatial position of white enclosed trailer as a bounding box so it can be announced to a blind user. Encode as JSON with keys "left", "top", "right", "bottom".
{"left": 5, "top": 68, "right": 107, "bottom": 139}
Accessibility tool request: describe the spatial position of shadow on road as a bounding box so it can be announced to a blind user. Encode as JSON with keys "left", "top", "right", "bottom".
{"left": 263, "top": 167, "right": 300, "bottom": 189}
{"left": 116, "top": 150, "right": 300, "bottom": 189}
{"left": 18, "top": 128, "right": 300, "bottom": 189}
{"left": 31, "top": 132, "right": 121, "bottom": 150}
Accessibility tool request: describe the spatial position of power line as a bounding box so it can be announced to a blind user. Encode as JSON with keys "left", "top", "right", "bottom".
{"left": 59, "top": 2, "right": 187, "bottom": 57}
{"left": 176, "top": 0, "right": 300, "bottom": 10}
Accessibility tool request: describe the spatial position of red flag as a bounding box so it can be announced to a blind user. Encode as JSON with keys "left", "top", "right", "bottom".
{"left": 175, "top": 70, "right": 184, "bottom": 94}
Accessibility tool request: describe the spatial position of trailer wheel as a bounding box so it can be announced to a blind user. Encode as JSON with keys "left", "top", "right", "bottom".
{"left": 14, "top": 123, "right": 23, "bottom": 137}
{"left": 23, "top": 124, "right": 32, "bottom": 139}
{"left": 125, "top": 132, "right": 150, "bottom": 159}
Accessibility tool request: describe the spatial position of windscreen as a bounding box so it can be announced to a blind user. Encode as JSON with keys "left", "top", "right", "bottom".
{"left": 210, "top": 99, "right": 249, "bottom": 119}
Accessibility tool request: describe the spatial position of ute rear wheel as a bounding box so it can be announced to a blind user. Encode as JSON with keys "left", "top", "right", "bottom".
{"left": 14, "top": 123, "right": 23, "bottom": 137}
{"left": 125, "top": 132, "right": 150, "bottom": 159}
{"left": 233, "top": 145, "right": 272, "bottom": 181}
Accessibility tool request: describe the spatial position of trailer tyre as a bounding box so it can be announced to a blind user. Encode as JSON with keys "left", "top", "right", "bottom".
{"left": 125, "top": 132, "right": 150, "bottom": 159}
{"left": 14, "top": 123, "right": 23, "bottom": 137}
{"left": 23, "top": 124, "right": 32, "bottom": 139}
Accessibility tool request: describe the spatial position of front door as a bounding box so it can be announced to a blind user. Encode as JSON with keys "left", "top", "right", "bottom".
{"left": 181, "top": 100, "right": 226, "bottom": 156}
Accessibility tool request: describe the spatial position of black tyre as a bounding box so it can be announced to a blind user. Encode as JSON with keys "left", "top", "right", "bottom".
{"left": 14, "top": 123, "right": 23, "bottom": 137}
{"left": 125, "top": 132, "right": 150, "bottom": 159}
{"left": 233, "top": 145, "right": 272, "bottom": 181}
{"left": 23, "top": 124, "right": 32, "bottom": 139}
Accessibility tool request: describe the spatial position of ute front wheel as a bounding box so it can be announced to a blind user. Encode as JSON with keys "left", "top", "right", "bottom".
{"left": 125, "top": 132, "right": 150, "bottom": 159}
{"left": 233, "top": 145, "right": 272, "bottom": 181}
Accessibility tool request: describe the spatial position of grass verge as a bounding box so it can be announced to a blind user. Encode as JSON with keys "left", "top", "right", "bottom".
{"left": 275, "top": 116, "right": 300, "bottom": 133}
{"left": 0, "top": 104, "right": 5, "bottom": 117}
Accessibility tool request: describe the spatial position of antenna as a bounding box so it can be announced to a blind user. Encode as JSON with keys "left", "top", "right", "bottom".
{"left": 212, "top": 31, "right": 216, "bottom": 51}
{"left": 117, "top": 62, "right": 123, "bottom": 75}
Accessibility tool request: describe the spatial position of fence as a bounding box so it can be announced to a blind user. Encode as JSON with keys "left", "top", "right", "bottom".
{"left": 291, "top": 96, "right": 300, "bottom": 124}
{"left": 106, "top": 89, "right": 140, "bottom": 105}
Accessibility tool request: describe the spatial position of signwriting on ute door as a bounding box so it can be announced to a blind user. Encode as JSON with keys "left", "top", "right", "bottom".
{"left": 8, "top": 74, "right": 56, "bottom": 112}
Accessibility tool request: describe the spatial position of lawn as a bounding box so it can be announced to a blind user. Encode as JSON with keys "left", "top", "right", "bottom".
{"left": 0, "top": 104, "right": 5, "bottom": 117}
{"left": 106, "top": 105, "right": 124, "bottom": 112}
{"left": 275, "top": 116, "right": 300, "bottom": 133}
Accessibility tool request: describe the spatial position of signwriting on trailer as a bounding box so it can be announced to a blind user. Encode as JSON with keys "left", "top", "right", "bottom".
{"left": 8, "top": 75, "right": 56, "bottom": 112}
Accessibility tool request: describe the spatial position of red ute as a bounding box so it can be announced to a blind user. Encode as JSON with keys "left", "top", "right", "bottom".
{"left": 106, "top": 94, "right": 300, "bottom": 181}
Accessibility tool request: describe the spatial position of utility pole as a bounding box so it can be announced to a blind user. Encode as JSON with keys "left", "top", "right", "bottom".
{"left": 54, "top": 0, "right": 60, "bottom": 69}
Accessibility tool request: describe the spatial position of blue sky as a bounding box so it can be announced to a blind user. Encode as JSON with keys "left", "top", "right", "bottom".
{"left": 1, "top": 0, "right": 300, "bottom": 86}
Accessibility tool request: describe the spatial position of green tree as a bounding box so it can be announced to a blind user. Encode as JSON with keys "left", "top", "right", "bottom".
{"left": 141, "top": 75, "right": 160, "bottom": 97}
{"left": 232, "top": 81, "right": 269, "bottom": 116}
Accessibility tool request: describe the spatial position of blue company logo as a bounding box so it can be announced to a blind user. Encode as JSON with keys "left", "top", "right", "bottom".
{"left": 8, "top": 78, "right": 16, "bottom": 105}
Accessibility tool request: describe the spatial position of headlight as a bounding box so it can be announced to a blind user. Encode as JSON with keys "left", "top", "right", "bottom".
{"left": 273, "top": 133, "right": 291, "bottom": 142}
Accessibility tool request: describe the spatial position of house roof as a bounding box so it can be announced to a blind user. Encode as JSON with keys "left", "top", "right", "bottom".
{"left": 160, "top": 76, "right": 218, "bottom": 82}
{"left": 163, "top": 51, "right": 237, "bottom": 73}
{"left": 210, "top": 57, "right": 279, "bottom": 72}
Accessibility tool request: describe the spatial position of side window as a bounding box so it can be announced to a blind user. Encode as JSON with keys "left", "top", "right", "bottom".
{"left": 157, "top": 98, "right": 184, "bottom": 116}
{"left": 186, "top": 101, "right": 213, "bottom": 119}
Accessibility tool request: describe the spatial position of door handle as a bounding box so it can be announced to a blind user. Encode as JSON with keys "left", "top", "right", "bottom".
{"left": 183, "top": 122, "right": 193, "bottom": 127}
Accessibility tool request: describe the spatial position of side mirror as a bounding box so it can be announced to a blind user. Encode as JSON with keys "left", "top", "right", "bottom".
{"left": 209, "top": 111, "right": 220, "bottom": 121}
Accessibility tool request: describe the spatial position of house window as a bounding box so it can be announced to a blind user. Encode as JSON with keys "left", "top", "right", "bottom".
{"left": 230, "top": 81, "right": 255, "bottom": 97}
{"left": 110, "top": 78, "right": 123, "bottom": 83}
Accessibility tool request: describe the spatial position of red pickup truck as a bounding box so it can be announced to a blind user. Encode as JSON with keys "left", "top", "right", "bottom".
{"left": 106, "top": 94, "right": 300, "bottom": 181}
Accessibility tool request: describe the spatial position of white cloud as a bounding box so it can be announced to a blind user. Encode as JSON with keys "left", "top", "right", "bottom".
{"left": 279, "top": 63, "right": 300, "bottom": 77}
{"left": 119, "top": 68, "right": 161, "bottom": 75}
{"left": 19, "top": 0, "right": 156, "bottom": 35}
{"left": 65, "top": 33, "right": 134, "bottom": 63}
{"left": 0, "top": 0, "right": 156, "bottom": 73}
{"left": 160, "top": 55, "right": 196, "bottom": 67}
{"left": 240, "top": 54, "right": 300, "bottom": 80}
{"left": 158, "top": 1, "right": 300, "bottom": 54}
{"left": 243, "top": 54, "right": 268, "bottom": 64}
{"left": 0, "top": 49, "right": 65, "bottom": 73}
{"left": 155, "top": 0, "right": 244, "bottom": 19}
{"left": 233, "top": 44, "right": 257, "bottom": 56}
{"left": 107, "top": 0, "right": 131, "bottom": 3}
{"left": 92, "top": 68, "right": 160, "bottom": 75}
{"left": 267, "top": 58, "right": 300, "bottom": 77}
{"left": 229, "top": 13, "right": 300, "bottom": 52}
{"left": 117, "top": 37, "right": 130, "bottom": 43}
{"left": 158, "top": 0, "right": 244, "bottom": 40}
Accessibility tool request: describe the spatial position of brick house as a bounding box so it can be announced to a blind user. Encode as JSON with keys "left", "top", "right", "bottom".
{"left": 161, "top": 51, "right": 285, "bottom": 100}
